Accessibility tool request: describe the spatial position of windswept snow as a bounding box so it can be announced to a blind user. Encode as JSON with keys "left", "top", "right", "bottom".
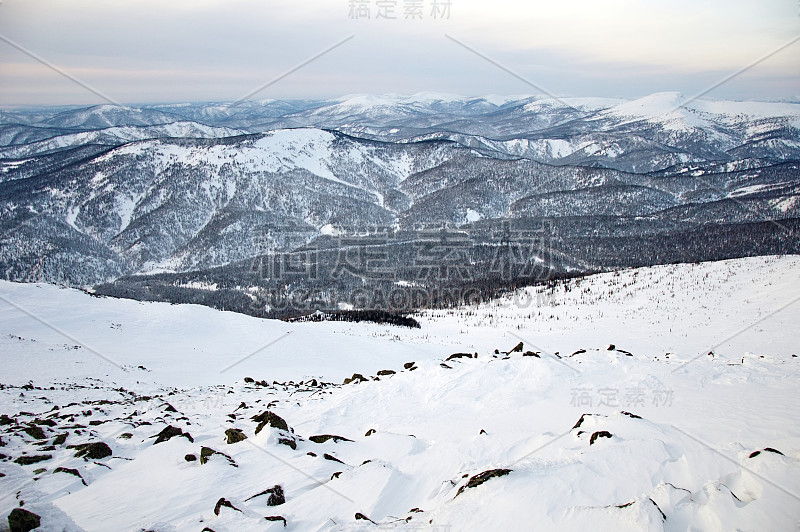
{"left": 0, "top": 255, "right": 798, "bottom": 531}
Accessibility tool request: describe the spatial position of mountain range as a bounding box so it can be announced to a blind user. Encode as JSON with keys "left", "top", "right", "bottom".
{"left": 1, "top": 92, "right": 798, "bottom": 313}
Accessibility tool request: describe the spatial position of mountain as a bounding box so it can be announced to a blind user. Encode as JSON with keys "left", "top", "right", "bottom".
{"left": 0, "top": 94, "right": 797, "bottom": 311}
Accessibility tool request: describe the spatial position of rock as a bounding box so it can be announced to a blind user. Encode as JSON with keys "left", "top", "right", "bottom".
{"left": 446, "top": 353, "right": 472, "bottom": 361}
{"left": 246, "top": 485, "right": 285, "bottom": 506}
{"left": 522, "top": 351, "right": 540, "bottom": 357}
{"left": 403, "top": 362, "right": 415, "bottom": 369}
{"left": 244, "top": 377, "right": 255, "bottom": 383}
{"left": 277, "top": 437, "right": 296, "bottom": 449}
{"left": 199, "top": 446, "right": 236, "bottom": 467}
{"left": 749, "top": 447, "right": 784, "bottom": 458}
{"left": 184, "top": 454, "right": 197, "bottom": 462}
{"left": 440, "top": 363, "right": 452, "bottom": 369}
{"left": 365, "top": 429, "right": 376, "bottom": 437}
{"left": 572, "top": 414, "right": 593, "bottom": 429}
{"left": 251, "top": 411, "right": 289, "bottom": 433}
{"left": 7, "top": 507, "right": 41, "bottom": 532}
{"left": 571, "top": 349, "right": 587, "bottom": 356}
{"left": 53, "top": 467, "right": 87, "bottom": 485}
{"left": 323, "top": 453, "right": 345, "bottom": 464}
{"left": 620, "top": 411, "right": 642, "bottom": 419}
{"left": 119, "top": 433, "right": 133, "bottom": 439}
{"left": 22, "top": 426, "right": 47, "bottom": 440}
{"left": 508, "top": 342, "right": 524, "bottom": 353}
{"left": 153, "top": 425, "right": 193, "bottom": 444}
{"left": 52, "top": 433, "right": 68, "bottom": 445}
{"left": 0, "top": 414, "right": 14, "bottom": 425}
{"left": 589, "top": 431, "right": 612, "bottom": 445}
{"left": 70, "top": 442, "right": 112, "bottom": 459}
{"left": 14, "top": 454, "right": 52, "bottom": 465}
{"left": 309, "top": 434, "right": 353, "bottom": 444}
{"left": 607, "top": 344, "right": 616, "bottom": 351}
{"left": 264, "top": 516, "right": 287, "bottom": 527}
{"left": 376, "top": 370, "right": 396, "bottom": 376}
{"left": 355, "top": 512, "right": 376, "bottom": 524}
{"left": 213, "top": 498, "right": 241, "bottom": 516}
{"left": 225, "top": 428, "right": 247, "bottom": 444}
{"left": 455, "top": 469, "right": 512, "bottom": 497}
{"left": 343, "top": 373, "right": 366, "bottom": 385}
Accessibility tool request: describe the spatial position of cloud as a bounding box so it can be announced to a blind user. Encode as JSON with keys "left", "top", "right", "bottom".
{"left": 0, "top": 0, "right": 797, "bottom": 105}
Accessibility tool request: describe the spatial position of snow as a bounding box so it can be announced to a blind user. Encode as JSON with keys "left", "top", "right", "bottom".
{"left": 0, "top": 255, "right": 799, "bottom": 530}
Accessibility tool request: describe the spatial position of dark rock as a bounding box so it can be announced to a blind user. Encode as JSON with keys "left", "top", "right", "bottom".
{"left": 251, "top": 411, "right": 289, "bottom": 434}
{"left": 162, "top": 403, "right": 178, "bottom": 413}
{"left": 307, "top": 452, "right": 317, "bottom": 457}
{"left": 119, "top": 433, "right": 133, "bottom": 440}
{"left": 455, "top": 469, "right": 512, "bottom": 497}
{"left": 53, "top": 467, "right": 87, "bottom": 485}
{"left": 607, "top": 344, "right": 616, "bottom": 351}
{"left": 225, "top": 428, "right": 247, "bottom": 444}
{"left": 446, "top": 353, "right": 472, "bottom": 361}
{"left": 213, "top": 498, "right": 241, "bottom": 516}
{"left": 153, "top": 425, "right": 193, "bottom": 444}
{"left": 52, "top": 433, "right": 68, "bottom": 445}
{"left": 377, "top": 370, "right": 396, "bottom": 376}
{"left": 22, "top": 426, "right": 47, "bottom": 440}
{"left": 0, "top": 414, "right": 14, "bottom": 425}
{"left": 264, "top": 516, "right": 286, "bottom": 527}
{"left": 365, "top": 429, "right": 376, "bottom": 437}
{"left": 343, "top": 373, "right": 366, "bottom": 385}
{"left": 589, "top": 431, "right": 612, "bottom": 445}
{"left": 331, "top": 471, "right": 342, "bottom": 479}
{"left": 70, "top": 442, "right": 112, "bottom": 459}
{"left": 440, "top": 363, "right": 452, "bottom": 369}
{"left": 309, "top": 434, "right": 353, "bottom": 444}
{"left": 355, "top": 512, "right": 376, "bottom": 524}
{"left": 571, "top": 349, "right": 587, "bottom": 356}
{"left": 479, "top": 429, "right": 487, "bottom": 435}
{"left": 403, "top": 362, "right": 415, "bottom": 369}
{"left": 246, "top": 485, "right": 285, "bottom": 506}
{"left": 620, "top": 411, "right": 642, "bottom": 419}
{"left": 14, "top": 454, "right": 52, "bottom": 465}
{"left": 199, "top": 446, "right": 236, "bottom": 467}
{"left": 184, "top": 454, "right": 197, "bottom": 462}
{"left": 323, "top": 453, "right": 345, "bottom": 464}
{"left": 244, "top": 377, "right": 255, "bottom": 383}
{"left": 649, "top": 498, "right": 666, "bottom": 521}
{"left": 33, "top": 418, "right": 56, "bottom": 427}
{"left": 277, "top": 437, "right": 297, "bottom": 450}
{"left": 522, "top": 351, "right": 540, "bottom": 357}
{"left": 7, "top": 507, "right": 41, "bottom": 532}
{"left": 749, "top": 447, "right": 784, "bottom": 458}
{"left": 572, "top": 414, "right": 596, "bottom": 429}
{"left": 509, "top": 342, "right": 524, "bottom": 353}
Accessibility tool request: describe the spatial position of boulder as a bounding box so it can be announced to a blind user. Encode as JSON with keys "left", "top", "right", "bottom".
{"left": 251, "top": 411, "right": 289, "bottom": 434}
{"left": 589, "top": 431, "right": 612, "bottom": 445}
{"left": 343, "top": 373, "right": 367, "bottom": 385}
{"left": 213, "top": 498, "right": 241, "bottom": 516}
{"left": 153, "top": 425, "right": 193, "bottom": 445}
{"left": 8, "top": 508, "right": 41, "bottom": 532}
{"left": 455, "top": 469, "right": 512, "bottom": 497}
{"left": 225, "top": 428, "right": 247, "bottom": 444}
{"left": 309, "top": 434, "right": 353, "bottom": 444}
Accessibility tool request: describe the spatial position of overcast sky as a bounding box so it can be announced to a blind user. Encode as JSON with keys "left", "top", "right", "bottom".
{"left": 0, "top": 0, "right": 798, "bottom": 106}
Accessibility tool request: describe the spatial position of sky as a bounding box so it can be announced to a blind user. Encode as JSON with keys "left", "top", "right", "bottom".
{"left": 0, "top": 0, "right": 798, "bottom": 106}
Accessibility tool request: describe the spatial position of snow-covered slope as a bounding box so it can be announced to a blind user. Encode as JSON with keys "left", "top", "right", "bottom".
{"left": 1, "top": 255, "right": 798, "bottom": 530}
